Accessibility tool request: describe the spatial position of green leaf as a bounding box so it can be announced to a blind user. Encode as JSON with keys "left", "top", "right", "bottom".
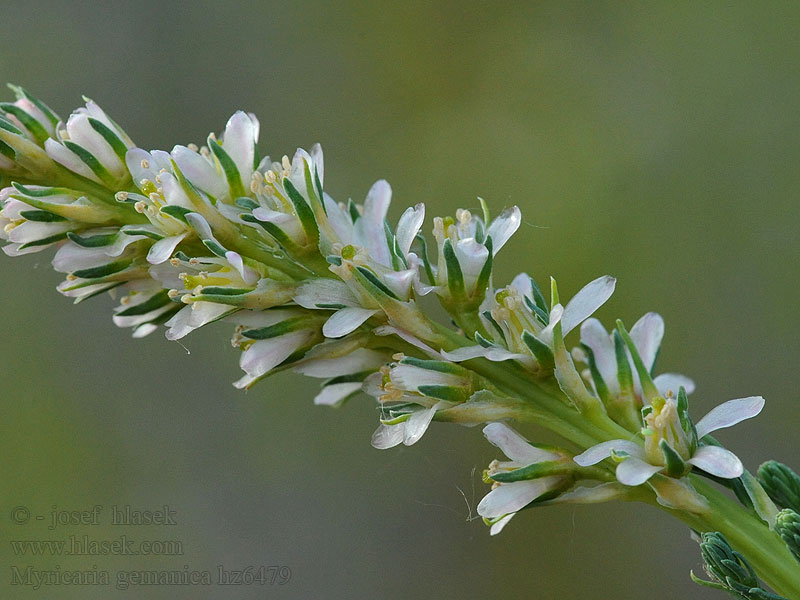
{"left": 522, "top": 330, "right": 555, "bottom": 370}
{"left": 282, "top": 177, "right": 319, "bottom": 247}
{"left": 442, "top": 238, "right": 466, "bottom": 300}
{"left": 473, "top": 235, "right": 493, "bottom": 298}
{"left": 579, "top": 343, "right": 610, "bottom": 403}
{"left": 87, "top": 117, "right": 128, "bottom": 161}
{"left": 659, "top": 439, "right": 687, "bottom": 478}
{"left": 414, "top": 233, "right": 436, "bottom": 285}
{"left": 115, "top": 290, "right": 172, "bottom": 317}
{"left": 63, "top": 140, "right": 116, "bottom": 188}
{"left": 775, "top": 509, "right": 800, "bottom": 563}
{"left": 72, "top": 258, "right": 133, "bottom": 279}
{"left": 613, "top": 330, "right": 635, "bottom": 398}
{"left": 355, "top": 266, "right": 400, "bottom": 300}
{"left": 8, "top": 84, "right": 60, "bottom": 126}
{"left": 19, "top": 209, "right": 67, "bottom": 222}
{"left": 400, "top": 356, "right": 467, "bottom": 375}
{"left": 235, "top": 197, "right": 259, "bottom": 210}
{"left": 160, "top": 204, "right": 193, "bottom": 224}
{"left": 0, "top": 102, "right": 50, "bottom": 144}
{"left": 67, "top": 231, "right": 118, "bottom": 247}
{"left": 241, "top": 213, "right": 304, "bottom": 255}
{"left": 18, "top": 231, "right": 69, "bottom": 249}
{"left": 202, "top": 239, "right": 227, "bottom": 258}
{"left": 417, "top": 384, "right": 469, "bottom": 402}
{"left": 0, "top": 139, "right": 15, "bottom": 161}
{"left": 758, "top": 461, "right": 800, "bottom": 513}
{"left": 241, "top": 316, "right": 309, "bottom": 340}
{"left": 207, "top": 136, "right": 246, "bottom": 197}
{"left": 120, "top": 225, "right": 164, "bottom": 240}
{"left": 616, "top": 319, "right": 660, "bottom": 401}
{"left": 529, "top": 276, "right": 549, "bottom": 314}
{"left": 489, "top": 460, "right": 570, "bottom": 483}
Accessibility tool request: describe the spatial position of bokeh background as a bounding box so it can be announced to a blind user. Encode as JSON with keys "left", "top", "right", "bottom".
{"left": 2, "top": 2, "right": 799, "bottom": 598}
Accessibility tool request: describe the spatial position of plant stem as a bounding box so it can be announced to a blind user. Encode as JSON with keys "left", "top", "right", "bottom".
{"left": 438, "top": 339, "right": 800, "bottom": 596}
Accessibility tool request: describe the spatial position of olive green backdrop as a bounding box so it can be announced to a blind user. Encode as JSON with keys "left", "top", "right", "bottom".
{"left": 1, "top": 2, "right": 798, "bottom": 598}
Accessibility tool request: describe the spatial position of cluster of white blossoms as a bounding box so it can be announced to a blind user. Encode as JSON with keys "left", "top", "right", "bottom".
{"left": 0, "top": 87, "right": 776, "bottom": 542}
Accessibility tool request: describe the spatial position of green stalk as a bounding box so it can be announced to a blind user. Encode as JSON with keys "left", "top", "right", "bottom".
{"left": 416, "top": 321, "right": 800, "bottom": 596}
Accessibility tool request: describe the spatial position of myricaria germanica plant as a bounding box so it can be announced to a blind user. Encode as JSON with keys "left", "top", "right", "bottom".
{"left": 1, "top": 86, "right": 799, "bottom": 599}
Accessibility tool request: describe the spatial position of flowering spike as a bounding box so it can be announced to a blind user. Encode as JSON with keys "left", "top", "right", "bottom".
{"left": 1, "top": 87, "right": 796, "bottom": 599}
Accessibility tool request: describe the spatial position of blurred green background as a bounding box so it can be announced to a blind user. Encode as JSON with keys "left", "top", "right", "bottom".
{"left": 2, "top": 2, "right": 799, "bottom": 598}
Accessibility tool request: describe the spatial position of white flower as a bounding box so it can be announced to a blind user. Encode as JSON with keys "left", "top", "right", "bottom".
{"left": 574, "top": 395, "right": 765, "bottom": 486}
{"left": 229, "top": 308, "right": 324, "bottom": 389}
{"left": 576, "top": 313, "right": 695, "bottom": 403}
{"left": 293, "top": 347, "right": 389, "bottom": 406}
{"left": 442, "top": 274, "right": 616, "bottom": 368}
{"left": 45, "top": 99, "right": 134, "bottom": 188}
{"left": 477, "top": 423, "right": 571, "bottom": 535}
{"left": 367, "top": 356, "right": 475, "bottom": 449}
{"left": 293, "top": 278, "right": 381, "bottom": 339}
{"left": 173, "top": 111, "right": 260, "bottom": 201}
{"left": 0, "top": 86, "right": 59, "bottom": 145}
{"left": 431, "top": 206, "right": 521, "bottom": 306}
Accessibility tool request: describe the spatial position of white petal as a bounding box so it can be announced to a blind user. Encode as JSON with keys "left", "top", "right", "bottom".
{"left": 65, "top": 113, "right": 124, "bottom": 178}
{"left": 289, "top": 148, "right": 314, "bottom": 201}
{"left": 630, "top": 312, "right": 664, "bottom": 371}
{"left": 125, "top": 148, "right": 159, "bottom": 187}
{"left": 390, "top": 364, "right": 464, "bottom": 391}
{"left": 45, "top": 138, "right": 101, "bottom": 183}
{"left": 373, "top": 325, "right": 444, "bottom": 359}
{"left": 454, "top": 237, "right": 489, "bottom": 290}
{"left": 224, "top": 250, "right": 259, "bottom": 285}
{"left": 294, "top": 348, "right": 387, "bottom": 377}
{"left": 486, "top": 206, "right": 521, "bottom": 254}
{"left": 371, "top": 423, "right": 405, "bottom": 449}
{"left": 294, "top": 278, "right": 358, "bottom": 309}
{"left": 160, "top": 172, "right": 195, "bottom": 210}
{"left": 442, "top": 345, "right": 526, "bottom": 364}
{"left": 8, "top": 220, "right": 73, "bottom": 244}
{"left": 695, "top": 396, "right": 765, "bottom": 439}
{"left": 688, "top": 445, "right": 743, "bottom": 479}
{"left": 322, "top": 307, "right": 379, "bottom": 338}
{"left": 509, "top": 272, "right": 533, "bottom": 298}
{"left": 322, "top": 194, "right": 354, "bottom": 244}
{"left": 239, "top": 329, "right": 311, "bottom": 379}
{"left": 395, "top": 203, "right": 425, "bottom": 256}
{"left": 579, "top": 319, "right": 618, "bottom": 393}
{"left": 653, "top": 373, "right": 695, "bottom": 397}
{"left": 477, "top": 477, "right": 561, "bottom": 518}
{"left": 222, "top": 111, "right": 256, "bottom": 187}
{"left": 313, "top": 382, "right": 363, "bottom": 406}
{"left": 112, "top": 303, "right": 173, "bottom": 329}
{"left": 489, "top": 514, "right": 515, "bottom": 536}
{"left": 132, "top": 323, "right": 158, "bottom": 338}
{"left": 574, "top": 440, "right": 644, "bottom": 466}
{"left": 547, "top": 483, "right": 628, "bottom": 504}
{"left": 310, "top": 143, "right": 324, "bottom": 186}
{"left": 52, "top": 238, "right": 130, "bottom": 272}
{"left": 354, "top": 179, "right": 392, "bottom": 266}
{"left": 615, "top": 457, "right": 662, "bottom": 486}
{"left": 185, "top": 212, "right": 214, "bottom": 240}
{"left": 172, "top": 145, "right": 227, "bottom": 199}
{"left": 561, "top": 276, "right": 616, "bottom": 336}
{"left": 147, "top": 234, "right": 186, "bottom": 265}
{"left": 403, "top": 405, "right": 439, "bottom": 445}
{"left": 381, "top": 269, "right": 416, "bottom": 300}
{"left": 83, "top": 101, "right": 132, "bottom": 144}
{"left": 483, "top": 423, "right": 560, "bottom": 463}
{"left": 165, "top": 302, "right": 234, "bottom": 340}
